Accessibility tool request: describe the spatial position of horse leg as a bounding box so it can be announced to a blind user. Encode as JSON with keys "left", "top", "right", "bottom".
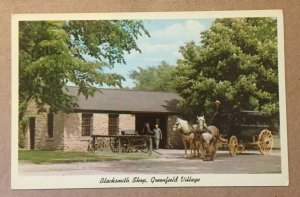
{"left": 190, "top": 140, "right": 193, "bottom": 158}
{"left": 196, "top": 135, "right": 203, "bottom": 158}
{"left": 194, "top": 141, "right": 198, "bottom": 158}
{"left": 193, "top": 140, "right": 196, "bottom": 158}
{"left": 195, "top": 140, "right": 200, "bottom": 158}
{"left": 189, "top": 137, "right": 192, "bottom": 156}
{"left": 183, "top": 136, "right": 188, "bottom": 158}
{"left": 190, "top": 137, "right": 196, "bottom": 158}
{"left": 199, "top": 140, "right": 204, "bottom": 159}
{"left": 191, "top": 134, "right": 196, "bottom": 158}
{"left": 184, "top": 143, "right": 188, "bottom": 158}
{"left": 193, "top": 140, "right": 197, "bottom": 157}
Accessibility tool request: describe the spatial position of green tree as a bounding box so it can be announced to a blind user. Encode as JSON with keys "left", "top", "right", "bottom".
{"left": 173, "top": 18, "right": 278, "bottom": 118}
{"left": 19, "top": 20, "right": 149, "bottom": 116}
{"left": 129, "top": 61, "right": 176, "bottom": 92}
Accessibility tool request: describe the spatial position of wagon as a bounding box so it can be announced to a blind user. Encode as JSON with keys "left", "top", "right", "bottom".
{"left": 218, "top": 110, "right": 275, "bottom": 156}
{"left": 108, "top": 129, "right": 152, "bottom": 153}
{"left": 90, "top": 129, "right": 153, "bottom": 155}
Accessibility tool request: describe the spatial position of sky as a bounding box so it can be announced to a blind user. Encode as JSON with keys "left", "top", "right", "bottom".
{"left": 104, "top": 18, "right": 214, "bottom": 88}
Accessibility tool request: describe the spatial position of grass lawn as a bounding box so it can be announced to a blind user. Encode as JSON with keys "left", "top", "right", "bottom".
{"left": 19, "top": 149, "right": 160, "bottom": 164}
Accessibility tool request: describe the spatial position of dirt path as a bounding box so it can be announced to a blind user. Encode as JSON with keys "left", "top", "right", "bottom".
{"left": 18, "top": 149, "right": 281, "bottom": 176}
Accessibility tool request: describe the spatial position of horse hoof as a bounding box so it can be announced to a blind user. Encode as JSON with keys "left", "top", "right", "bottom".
{"left": 203, "top": 155, "right": 214, "bottom": 161}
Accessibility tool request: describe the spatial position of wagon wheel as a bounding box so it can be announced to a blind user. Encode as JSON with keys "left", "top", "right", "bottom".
{"left": 98, "top": 138, "right": 110, "bottom": 151}
{"left": 87, "top": 139, "right": 94, "bottom": 152}
{"left": 127, "top": 144, "right": 139, "bottom": 152}
{"left": 94, "top": 139, "right": 104, "bottom": 151}
{"left": 126, "top": 138, "right": 138, "bottom": 152}
{"left": 229, "top": 136, "right": 238, "bottom": 157}
{"left": 238, "top": 144, "right": 245, "bottom": 153}
{"left": 140, "top": 139, "right": 150, "bottom": 153}
{"left": 127, "top": 145, "right": 136, "bottom": 152}
{"left": 109, "top": 137, "right": 119, "bottom": 153}
{"left": 121, "top": 138, "right": 131, "bottom": 152}
{"left": 258, "top": 129, "right": 273, "bottom": 155}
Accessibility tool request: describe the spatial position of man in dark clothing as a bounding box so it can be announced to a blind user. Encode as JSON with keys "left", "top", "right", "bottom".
{"left": 210, "top": 100, "right": 222, "bottom": 128}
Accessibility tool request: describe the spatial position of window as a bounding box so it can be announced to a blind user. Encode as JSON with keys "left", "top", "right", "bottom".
{"left": 47, "top": 113, "right": 54, "bottom": 138}
{"left": 108, "top": 114, "right": 119, "bottom": 135}
{"left": 82, "top": 113, "right": 93, "bottom": 136}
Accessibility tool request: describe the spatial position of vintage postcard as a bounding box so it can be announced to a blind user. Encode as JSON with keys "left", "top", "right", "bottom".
{"left": 11, "top": 10, "right": 288, "bottom": 189}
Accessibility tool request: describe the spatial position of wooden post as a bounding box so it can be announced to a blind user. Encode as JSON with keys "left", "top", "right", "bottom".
{"left": 93, "top": 136, "right": 96, "bottom": 152}
{"left": 118, "top": 136, "right": 121, "bottom": 153}
{"left": 149, "top": 136, "right": 152, "bottom": 156}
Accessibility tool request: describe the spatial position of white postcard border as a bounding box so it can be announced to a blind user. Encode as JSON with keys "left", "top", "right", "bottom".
{"left": 11, "top": 10, "right": 288, "bottom": 189}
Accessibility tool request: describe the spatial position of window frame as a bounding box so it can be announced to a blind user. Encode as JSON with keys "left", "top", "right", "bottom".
{"left": 81, "top": 113, "right": 93, "bottom": 136}
{"left": 108, "top": 114, "right": 119, "bottom": 135}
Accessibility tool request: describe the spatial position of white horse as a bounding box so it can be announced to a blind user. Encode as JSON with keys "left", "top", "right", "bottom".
{"left": 197, "top": 116, "right": 209, "bottom": 133}
{"left": 200, "top": 132, "right": 217, "bottom": 161}
{"left": 197, "top": 116, "right": 227, "bottom": 143}
{"left": 196, "top": 116, "right": 227, "bottom": 161}
{"left": 172, "top": 118, "right": 200, "bottom": 158}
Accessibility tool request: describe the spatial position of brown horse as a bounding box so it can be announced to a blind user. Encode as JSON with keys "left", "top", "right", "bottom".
{"left": 197, "top": 116, "right": 227, "bottom": 143}
{"left": 199, "top": 132, "right": 217, "bottom": 161}
{"left": 172, "top": 118, "right": 200, "bottom": 158}
{"left": 197, "top": 116, "right": 227, "bottom": 161}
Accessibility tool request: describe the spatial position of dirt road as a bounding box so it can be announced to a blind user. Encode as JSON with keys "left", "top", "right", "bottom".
{"left": 18, "top": 149, "right": 281, "bottom": 176}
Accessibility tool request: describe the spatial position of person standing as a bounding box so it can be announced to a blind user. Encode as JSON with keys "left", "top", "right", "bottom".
{"left": 210, "top": 100, "right": 222, "bottom": 128}
{"left": 153, "top": 124, "right": 162, "bottom": 150}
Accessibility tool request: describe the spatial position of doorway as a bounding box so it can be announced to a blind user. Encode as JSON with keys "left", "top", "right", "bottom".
{"left": 29, "top": 117, "right": 35, "bottom": 150}
{"left": 135, "top": 113, "right": 168, "bottom": 148}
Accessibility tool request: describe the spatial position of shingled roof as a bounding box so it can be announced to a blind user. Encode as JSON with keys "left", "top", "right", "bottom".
{"left": 67, "top": 86, "right": 182, "bottom": 114}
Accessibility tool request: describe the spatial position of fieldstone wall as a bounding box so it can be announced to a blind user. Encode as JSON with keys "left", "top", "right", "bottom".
{"left": 167, "top": 115, "right": 184, "bottom": 149}
{"left": 63, "top": 112, "right": 91, "bottom": 151}
{"left": 62, "top": 113, "right": 136, "bottom": 151}
{"left": 92, "top": 113, "right": 109, "bottom": 135}
{"left": 23, "top": 100, "right": 64, "bottom": 150}
{"left": 92, "top": 113, "right": 135, "bottom": 135}
{"left": 119, "top": 114, "right": 135, "bottom": 132}
{"left": 54, "top": 112, "right": 65, "bottom": 150}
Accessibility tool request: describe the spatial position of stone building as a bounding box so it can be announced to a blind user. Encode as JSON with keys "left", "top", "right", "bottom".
{"left": 23, "top": 87, "right": 184, "bottom": 151}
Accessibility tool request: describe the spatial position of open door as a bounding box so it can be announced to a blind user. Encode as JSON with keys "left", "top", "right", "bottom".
{"left": 135, "top": 114, "right": 168, "bottom": 149}
{"left": 29, "top": 117, "right": 35, "bottom": 150}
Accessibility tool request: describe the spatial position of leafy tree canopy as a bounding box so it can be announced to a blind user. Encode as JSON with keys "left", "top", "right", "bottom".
{"left": 19, "top": 20, "right": 149, "bottom": 117}
{"left": 173, "top": 18, "right": 278, "bottom": 118}
{"left": 129, "top": 61, "right": 176, "bottom": 92}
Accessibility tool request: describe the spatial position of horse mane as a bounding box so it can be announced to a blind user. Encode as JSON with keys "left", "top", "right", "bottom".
{"left": 197, "top": 116, "right": 209, "bottom": 133}
{"left": 176, "top": 118, "right": 194, "bottom": 134}
{"left": 197, "top": 116, "right": 207, "bottom": 124}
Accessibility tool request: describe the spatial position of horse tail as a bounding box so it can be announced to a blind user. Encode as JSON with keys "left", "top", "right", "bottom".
{"left": 218, "top": 135, "right": 228, "bottom": 143}
{"left": 207, "top": 126, "right": 218, "bottom": 136}
{"left": 207, "top": 125, "right": 227, "bottom": 143}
